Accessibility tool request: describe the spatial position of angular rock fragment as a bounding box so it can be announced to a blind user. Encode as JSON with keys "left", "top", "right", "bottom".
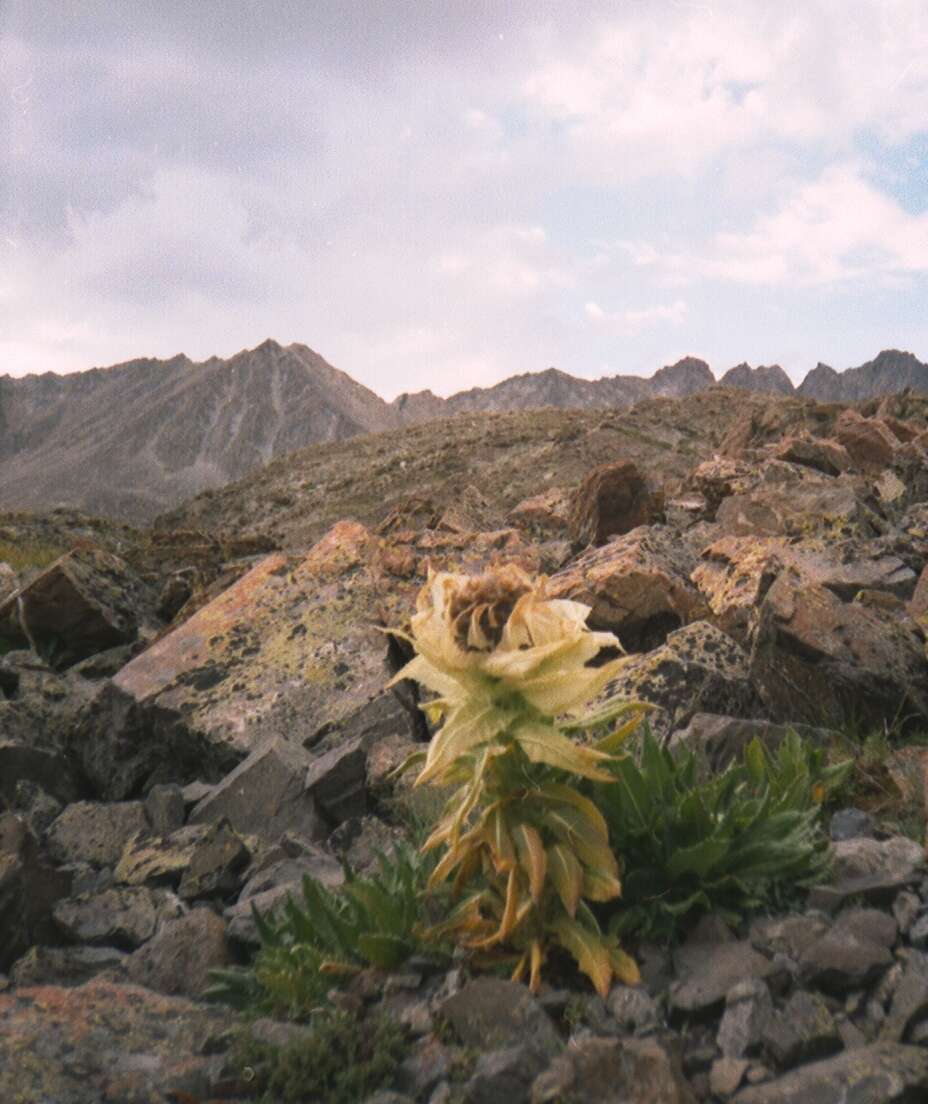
{"left": 46, "top": 800, "right": 149, "bottom": 868}
{"left": 126, "top": 907, "right": 231, "bottom": 997}
{"left": 568, "top": 460, "right": 656, "bottom": 546}
{"left": 189, "top": 736, "right": 324, "bottom": 843}
{"left": 0, "top": 548, "right": 154, "bottom": 670}
{"left": 732, "top": 1042, "right": 928, "bottom": 1103}
{"left": 550, "top": 526, "right": 707, "bottom": 650}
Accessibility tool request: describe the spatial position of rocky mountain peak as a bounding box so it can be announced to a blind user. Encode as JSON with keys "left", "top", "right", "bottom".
{"left": 720, "top": 362, "right": 796, "bottom": 395}
{"left": 649, "top": 356, "right": 715, "bottom": 396}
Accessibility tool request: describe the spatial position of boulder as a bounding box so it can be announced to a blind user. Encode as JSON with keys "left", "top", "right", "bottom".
{"left": 670, "top": 939, "right": 774, "bottom": 1014}
{"left": 687, "top": 458, "right": 757, "bottom": 519}
{"left": 177, "top": 822, "right": 251, "bottom": 900}
{"left": 748, "top": 570, "right": 928, "bottom": 730}
{"left": 760, "top": 990, "right": 840, "bottom": 1068}
{"left": 691, "top": 536, "right": 786, "bottom": 642}
{"left": 53, "top": 886, "right": 182, "bottom": 950}
{"left": 114, "top": 823, "right": 213, "bottom": 887}
{"left": 107, "top": 526, "right": 415, "bottom": 790}
{"left": 669, "top": 714, "right": 832, "bottom": 774}
{"left": 771, "top": 435, "right": 850, "bottom": 476}
{"left": 0, "top": 979, "right": 238, "bottom": 1102}
{"left": 716, "top": 478, "right": 881, "bottom": 541}
{"left": 568, "top": 460, "right": 655, "bottom": 546}
{"left": 798, "top": 908, "right": 896, "bottom": 993}
{"left": 550, "top": 526, "right": 707, "bottom": 650}
{"left": 732, "top": 1042, "right": 928, "bottom": 1103}
{"left": 601, "top": 622, "right": 761, "bottom": 739}
{"left": 0, "top": 548, "right": 155, "bottom": 670}
{"left": 532, "top": 1036, "right": 695, "bottom": 1104}
{"left": 46, "top": 801, "right": 150, "bottom": 868}
{"left": 126, "top": 907, "right": 231, "bottom": 997}
{"left": 834, "top": 409, "right": 899, "bottom": 470}
{"left": 0, "top": 814, "right": 73, "bottom": 970}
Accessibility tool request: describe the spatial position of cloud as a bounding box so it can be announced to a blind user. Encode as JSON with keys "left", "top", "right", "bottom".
{"left": 585, "top": 298, "right": 689, "bottom": 335}
{"left": 624, "top": 163, "right": 928, "bottom": 288}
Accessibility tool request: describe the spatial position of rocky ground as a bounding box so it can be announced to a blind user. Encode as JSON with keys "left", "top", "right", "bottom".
{"left": 3, "top": 388, "right": 928, "bottom": 1102}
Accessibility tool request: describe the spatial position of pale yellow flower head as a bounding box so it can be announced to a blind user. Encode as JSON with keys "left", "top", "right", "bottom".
{"left": 389, "top": 565, "right": 632, "bottom": 784}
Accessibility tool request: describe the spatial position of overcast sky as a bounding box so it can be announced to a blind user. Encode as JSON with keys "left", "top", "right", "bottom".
{"left": 2, "top": 1, "right": 927, "bottom": 398}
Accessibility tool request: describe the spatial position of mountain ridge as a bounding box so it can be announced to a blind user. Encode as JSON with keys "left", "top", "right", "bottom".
{"left": 1, "top": 342, "right": 925, "bottom": 521}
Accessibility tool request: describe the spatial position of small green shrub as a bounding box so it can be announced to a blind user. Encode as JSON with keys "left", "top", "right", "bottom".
{"left": 231, "top": 1010, "right": 408, "bottom": 1104}
{"left": 207, "top": 843, "right": 440, "bottom": 1019}
{"left": 594, "top": 727, "right": 850, "bottom": 939}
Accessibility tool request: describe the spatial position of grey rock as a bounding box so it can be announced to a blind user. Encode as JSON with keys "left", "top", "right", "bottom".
{"left": 466, "top": 1044, "right": 545, "bottom": 1104}
{"left": 190, "top": 736, "right": 325, "bottom": 843}
{"left": 892, "top": 890, "right": 921, "bottom": 935}
{"left": 177, "top": 822, "right": 251, "bottom": 900}
{"left": 13, "top": 779, "right": 63, "bottom": 837}
{"left": 126, "top": 907, "right": 231, "bottom": 997}
{"left": 671, "top": 940, "right": 774, "bottom": 1013}
{"left": 829, "top": 807, "right": 875, "bottom": 841}
{"left": 440, "top": 978, "right": 561, "bottom": 1059}
{"left": 46, "top": 800, "right": 149, "bottom": 868}
{"left": 710, "top": 1057, "right": 749, "bottom": 1098}
{"left": 761, "top": 990, "right": 840, "bottom": 1068}
{"left": 606, "top": 984, "right": 661, "bottom": 1035}
{"left": 880, "top": 949, "right": 928, "bottom": 1042}
{"left": 717, "top": 979, "right": 773, "bottom": 1059}
{"left": 144, "top": 783, "right": 186, "bottom": 835}
{"left": 304, "top": 737, "right": 368, "bottom": 823}
{"left": 53, "top": 886, "right": 182, "bottom": 949}
{"left": 732, "top": 1042, "right": 928, "bottom": 1103}
{"left": 799, "top": 908, "right": 896, "bottom": 993}
{"left": 9, "top": 943, "right": 127, "bottom": 986}
{"left": 909, "top": 912, "right": 928, "bottom": 949}
{"left": 808, "top": 835, "right": 925, "bottom": 912}
{"left": 532, "top": 1036, "right": 696, "bottom": 1104}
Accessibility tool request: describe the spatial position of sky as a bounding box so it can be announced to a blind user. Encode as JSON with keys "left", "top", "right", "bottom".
{"left": 1, "top": 1, "right": 927, "bottom": 399}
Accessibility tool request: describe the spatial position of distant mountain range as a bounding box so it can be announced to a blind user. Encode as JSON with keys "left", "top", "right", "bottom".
{"left": 0, "top": 342, "right": 924, "bottom": 520}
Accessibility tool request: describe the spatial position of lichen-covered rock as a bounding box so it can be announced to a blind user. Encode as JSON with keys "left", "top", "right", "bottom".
{"left": 602, "top": 622, "right": 761, "bottom": 739}
{"left": 834, "top": 409, "right": 899, "bottom": 470}
{"left": 716, "top": 477, "right": 880, "bottom": 541}
{"left": 0, "top": 979, "right": 238, "bottom": 1102}
{"left": 691, "top": 536, "right": 786, "bottom": 641}
{"left": 687, "top": 457, "right": 758, "bottom": 518}
{"left": 46, "top": 801, "right": 149, "bottom": 868}
{"left": 771, "top": 435, "right": 851, "bottom": 476}
{"left": 509, "top": 488, "right": 571, "bottom": 534}
{"left": 550, "top": 526, "right": 707, "bottom": 650}
{"left": 568, "top": 460, "right": 656, "bottom": 546}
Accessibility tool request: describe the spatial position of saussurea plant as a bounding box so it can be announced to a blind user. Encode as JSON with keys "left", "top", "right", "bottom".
{"left": 389, "top": 565, "right": 650, "bottom": 996}
{"left": 207, "top": 842, "right": 438, "bottom": 1019}
{"left": 594, "top": 726, "right": 851, "bottom": 939}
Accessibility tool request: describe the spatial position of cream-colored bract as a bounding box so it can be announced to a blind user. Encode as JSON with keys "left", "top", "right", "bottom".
{"left": 388, "top": 565, "right": 633, "bottom": 787}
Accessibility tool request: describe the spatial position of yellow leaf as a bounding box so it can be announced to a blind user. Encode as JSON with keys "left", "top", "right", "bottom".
{"left": 609, "top": 945, "right": 640, "bottom": 987}
{"left": 553, "top": 917, "right": 614, "bottom": 998}
{"left": 534, "top": 782, "right": 611, "bottom": 843}
{"left": 529, "top": 939, "right": 543, "bottom": 993}
{"left": 512, "top": 823, "right": 547, "bottom": 905}
{"left": 547, "top": 842, "right": 583, "bottom": 917}
{"left": 593, "top": 710, "right": 650, "bottom": 754}
{"left": 582, "top": 866, "right": 622, "bottom": 902}
{"left": 515, "top": 721, "right": 614, "bottom": 782}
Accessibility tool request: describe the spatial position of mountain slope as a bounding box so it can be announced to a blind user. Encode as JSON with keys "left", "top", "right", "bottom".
{"left": 720, "top": 363, "right": 795, "bottom": 395}
{"left": 0, "top": 340, "right": 398, "bottom": 520}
